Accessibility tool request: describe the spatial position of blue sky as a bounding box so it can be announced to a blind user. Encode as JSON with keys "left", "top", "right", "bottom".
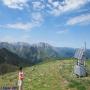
{"left": 0, "top": 0, "right": 90, "bottom": 48}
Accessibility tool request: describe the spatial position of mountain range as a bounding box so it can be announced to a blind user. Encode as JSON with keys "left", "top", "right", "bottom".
{"left": 0, "top": 42, "right": 75, "bottom": 62}
{"left": 0, "top": 42, "right": 90, "bottom": 74}
{"left": 0, "top": 42, "right": 90, "bottom": 64}
{"left": 0, "top": 42, "right": 90, "bottom": 60}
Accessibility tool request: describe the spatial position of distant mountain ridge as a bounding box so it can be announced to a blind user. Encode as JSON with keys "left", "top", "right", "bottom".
{"left": 0, "top": 42, "right": 90, "bottom": 64}
{"left": 0, "top": 42, "right": 58, "bottom": 63}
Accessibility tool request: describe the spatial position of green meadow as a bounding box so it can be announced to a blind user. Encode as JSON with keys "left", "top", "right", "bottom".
{"left": 0, "top": 59, "right": 90, "bottom": 90}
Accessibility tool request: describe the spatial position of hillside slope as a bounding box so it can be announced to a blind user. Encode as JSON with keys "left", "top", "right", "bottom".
{"left": 0, "top": 48, "right": 29, "bottom": 66}
{"left": 0, "top": 60, "right": 90, "bottom": 90}
{"left": 0, "top": 48, "right": 30, "bottom": 74}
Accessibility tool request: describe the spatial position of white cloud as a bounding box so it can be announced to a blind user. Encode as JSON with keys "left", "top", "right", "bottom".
{"left": 48, "top": 0, "right": 52, "bottom": 3}
{"left": 0, "top": 36, "right": 16, "bottom": 43}
{"left": 56, "top": 29, "right": 68, "bottom": 34}
{"left": 32, "top": 1, "right": 45, "bottom": 10}
{"left": 62, "top": 0, "right": 87, "bottom": 12}
{"left": 2, "top": 0, "right": 28, "bottom": 10}
{"left": 48, "top": 0, "right": 89, "bottom": 16}
{"left": 67, "top": 13, "right": 90, "bottom": 25}
{"left": 0, "top": 22, "right": 34, "bottom": 30}
{"left": 31, "top": 12, "right": 44, "bottom": 25}
{"left": 0, "top": 12, "right": 44, "bottom": 30}
{"left": 0, "top": 22, "right": 40, "bottom": 30}
{"left": 0, "top": 35, "right": 31, "bottom": 43}
{"left": 2, "top": 0, "right": 89, "bottom": 16}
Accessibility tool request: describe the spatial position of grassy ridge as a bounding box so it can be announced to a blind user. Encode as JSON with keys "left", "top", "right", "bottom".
{"left": 0, "top": 59, "right": 90, "bottom": 90}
